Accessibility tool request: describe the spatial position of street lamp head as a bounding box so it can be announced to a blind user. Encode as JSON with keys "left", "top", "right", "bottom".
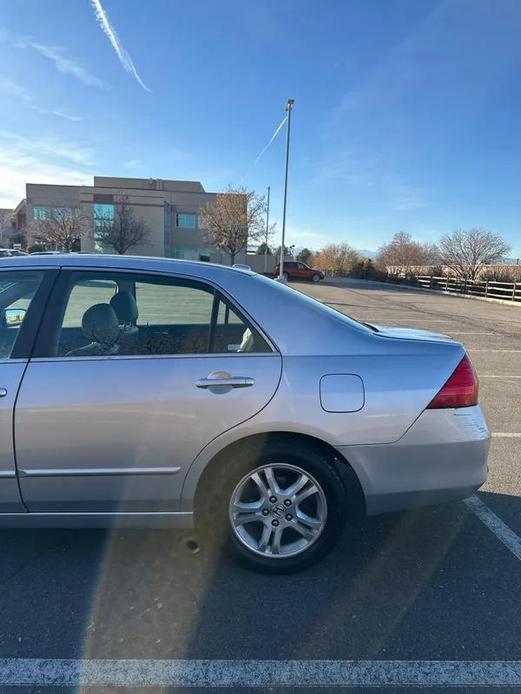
{"left": 286, "top": 98, "right": 295, "bottom": 110}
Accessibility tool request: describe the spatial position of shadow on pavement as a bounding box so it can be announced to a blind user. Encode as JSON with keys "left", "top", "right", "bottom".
{"left": 0, "top": 493, "right": 519, "bottom": 680}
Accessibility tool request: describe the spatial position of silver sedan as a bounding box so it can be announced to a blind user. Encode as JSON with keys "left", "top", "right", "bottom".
{"left": 0, "top": 255, "right": 489, "bottom": 572}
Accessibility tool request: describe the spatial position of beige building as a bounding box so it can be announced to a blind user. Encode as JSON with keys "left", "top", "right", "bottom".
{"left": 12, "top": 176, "right": 246, "bottom": 264}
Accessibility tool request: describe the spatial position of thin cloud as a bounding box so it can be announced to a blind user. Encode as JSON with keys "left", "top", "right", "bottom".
{"left": 90, "top": 0, "right": 150, "bottom": 92}
{"left": 0, "top": 131, "right": 94, "bottom": 167}
{"left": 0, "top": 132, "right": 94, "bottom": 207}
{"left": 0, "top": 76, "right": 82, "bottom": 121}
{"left": 239, "top": 115, "right": 287, "bottom": 184}
{"left": 33, "top": 107, "right": 82, "bottom": 122}
{"left": 0, "top": 27, "right": 103, "bottom": 88}
{"left": 0, "top": 76, "right": 32, "bottom": 101}
{"left": 123, "top": 159, "right": 141, "bottom": 169}
{"left": 284, "top": 224, "right": 336, "bottom": 250}
{"left": 390, "top": 184, "right": 429, "bottom": 212}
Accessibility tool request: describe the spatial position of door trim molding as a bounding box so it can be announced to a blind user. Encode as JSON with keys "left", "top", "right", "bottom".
{"left": 0, "top": 470, "right": 16, "bottom": 478}
{"left": 19, "top": 466, "right": 181, "bottom": 477}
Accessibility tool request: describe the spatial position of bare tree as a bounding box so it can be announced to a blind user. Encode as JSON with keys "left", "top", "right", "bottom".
{"left": 199, "top": 186, "right": 266, "bottom": 265}
{"left": 30, "top": 207, "right": 89, "bottom": 252}
{"left": 313, "top": 243, "right": 360, "bottom": 276}
{"left": 0, "top": 209, "right": 13, "bottom": 246}
{"left": 94, "top": 197, "right": 150, "bottom": 255}
{"left": 377, "top": 232, "right": 440, "bottom": 276}
{"left": 439, "top": 228, "right": 511, "bottom": 281}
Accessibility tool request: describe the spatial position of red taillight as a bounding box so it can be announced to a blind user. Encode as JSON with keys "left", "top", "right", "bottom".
{"left": 427, "top": 355, "right": 479, "bottom": 409}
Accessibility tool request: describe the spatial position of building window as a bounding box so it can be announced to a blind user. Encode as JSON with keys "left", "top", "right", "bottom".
{"left": 93, "top": 203, "right": 114, "bottom": 227}
{"left": 174, "top": 246, "right": 213, "bottom": 261}
{"left": 55, "top": 207, "right": 71, "bottom": 218}
{"left": 176, "top": 213, "right": 197, "bottom": 228}
{"left": 32, "top": 206, "right": 78, "bottom": 221}
{"left": 32, "top": 207, "right": 50, "bottom": 220}
{"left": 93, "top": 204, "right": 115, "bottom": 254}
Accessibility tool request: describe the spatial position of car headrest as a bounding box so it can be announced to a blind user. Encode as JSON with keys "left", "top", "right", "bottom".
{"left": 110, "top": 291, "right": 138, "bottom": 323}
{"left": 82, "top": 303, "right": 120, "bottom": 345}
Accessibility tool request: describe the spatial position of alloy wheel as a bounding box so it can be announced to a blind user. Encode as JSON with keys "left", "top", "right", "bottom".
{"left": 229, "top": 463, "right": 328, "bottom": 558}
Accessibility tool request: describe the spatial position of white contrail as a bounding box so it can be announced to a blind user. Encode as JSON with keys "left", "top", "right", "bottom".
{"left": 239, "top": 115, "right": 287, "bottom": 183}
{"left": 90, "top": 0, "right": 151, "bottom": 92}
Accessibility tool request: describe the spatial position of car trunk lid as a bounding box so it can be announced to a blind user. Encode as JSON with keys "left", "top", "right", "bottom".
{"left": 366, "top": 323, "right": 457, "bottom": 343}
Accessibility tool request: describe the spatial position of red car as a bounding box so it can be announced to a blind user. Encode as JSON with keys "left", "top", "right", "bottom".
{"left": 274, "top": 261, "right": 325, "bottom": 282}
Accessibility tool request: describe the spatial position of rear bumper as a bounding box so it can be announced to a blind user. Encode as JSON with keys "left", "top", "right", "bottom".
{"left": 336, "top": 406, "right": 490, "bottom": 515}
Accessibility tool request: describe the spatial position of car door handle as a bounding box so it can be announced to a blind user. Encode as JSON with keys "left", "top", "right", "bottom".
{"left": 195, "top": 376, "right": 255, "bottom": 389}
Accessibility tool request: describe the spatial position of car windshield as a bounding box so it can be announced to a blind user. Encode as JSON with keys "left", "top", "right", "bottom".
{"left": 0, "top": 1, "right": 518, "bottom": 690}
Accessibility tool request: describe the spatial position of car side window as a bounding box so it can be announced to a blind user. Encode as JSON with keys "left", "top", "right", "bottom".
{"left": 213, "top": 297, "right": 270, "bottom": 353}
{"left": 48, "top": 271, "right": 271, "bottom": 358}
{"left": 0, "top": 271, "right": 44, "bottom": 359}
{"left": 135, "top": 280, "right": 214, "bottom": 326}
{"left": 62, "top": 279, "right": 118, "bottom": 328}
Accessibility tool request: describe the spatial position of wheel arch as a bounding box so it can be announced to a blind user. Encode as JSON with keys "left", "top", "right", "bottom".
{"left": 187, "top": 431, "right": 366, "bottom": 520}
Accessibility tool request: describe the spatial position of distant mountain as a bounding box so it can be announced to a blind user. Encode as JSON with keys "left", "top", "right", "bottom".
{"left": 501, "top": 257, "right": 521, "bottom": 265}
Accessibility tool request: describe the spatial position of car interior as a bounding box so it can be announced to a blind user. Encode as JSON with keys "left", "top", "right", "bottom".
{"left": 0, "top": 274, "right": 42, "bottom": 359}
{"left": 53, "top": 275, "right": 271, "bottom": 358}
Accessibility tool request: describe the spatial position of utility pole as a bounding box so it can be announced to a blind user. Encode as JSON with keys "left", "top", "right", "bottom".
{"left": 278, "top": 98, "right": 295, "bottom": 281}
{"left": 264, "top": 185, "right": 270, "bottom": 273}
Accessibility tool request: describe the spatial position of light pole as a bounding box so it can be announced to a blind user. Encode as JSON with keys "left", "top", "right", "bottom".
{"left": 264, "top": 185, "right": 270, "bottom": 273}
{"left": 278, "top": 98, "right": 295, "bottom": 281}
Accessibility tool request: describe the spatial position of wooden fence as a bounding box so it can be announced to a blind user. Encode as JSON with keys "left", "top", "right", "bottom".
{"left": 394, "top": 275, "right": 521, "bottom": 303}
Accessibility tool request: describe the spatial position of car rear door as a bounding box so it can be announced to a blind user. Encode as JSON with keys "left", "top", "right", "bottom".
{"left": 296, "top": 262, "right": 311, "bottom": 279}
{"left": 0, "top": 268, "right": 57, "bottom": 512}
{"left": 14, "top": 268, "right": 281, "bottom": 512}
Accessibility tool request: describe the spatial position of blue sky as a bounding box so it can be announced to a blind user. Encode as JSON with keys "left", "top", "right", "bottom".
{"left": 1, "top": 0, "right": 521, "bottom": 255}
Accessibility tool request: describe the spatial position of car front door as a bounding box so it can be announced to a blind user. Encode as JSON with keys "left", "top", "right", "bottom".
{"left": 0, "top": 268, "right": 57, "bottom": 512}
{"left": 284, "top": 261, "right": 297, "bottom": 278}
{"left": 15, "top": 268, "right": 281, "bottom": 513}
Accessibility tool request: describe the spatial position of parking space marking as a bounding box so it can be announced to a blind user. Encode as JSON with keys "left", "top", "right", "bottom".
{"left": 481, "top": 375, "right": 521, "bottom": 379}
{"left": 1, "top": 658, "right": 521, "bottom": 688}
{"left": 464, "top": 495, "right": 521, "bottom": 561}
{"left": 491, "top": 433, "right": 521, "bottom": 437}
{"left": 469, "top": 349, "right": 521, "bottom": 353}
{"left": 359, "top": 318, "right": 460, "bottom": 322}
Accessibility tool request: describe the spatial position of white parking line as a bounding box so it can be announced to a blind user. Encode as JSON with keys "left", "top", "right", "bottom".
{"left": 1, "top": 658, "right": 521, "bottom": 687}
{"left": 469, "top": 349, "right": 521, "bottom": 353}
{"left": 481, "top": 375, "right": 521, "bottom": 379}
{"left": 464, "top": 495, "right": 521, "bottom": 561}
{"left": 491, "top": 432, "right": 521, "bottom": 437}
{"left": 361, "top": 319, "right": 459, "bottom": 322}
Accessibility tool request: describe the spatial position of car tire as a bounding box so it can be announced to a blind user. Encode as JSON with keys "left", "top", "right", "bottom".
{"left": 197, "top": 440, "right": 348, "bottom": 573}
{"left": 312, "top": 273, "right": 321, "bottom": 282}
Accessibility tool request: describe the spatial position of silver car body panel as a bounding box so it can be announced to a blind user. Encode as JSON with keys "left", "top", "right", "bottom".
{"left": 339, "top": 405, "right": 489, "bottom": 515}
{"left": 16, "top": 354, "right": 281, "bottom": 511}
{"left": 0, "top": 361, "right": 28, "bottom": 511}
{"left": 0, "top": 255, "right": 490, "bottom": 524}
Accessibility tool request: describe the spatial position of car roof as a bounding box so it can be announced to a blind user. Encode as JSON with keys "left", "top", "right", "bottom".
{"left": 0, "top": 253, "right": 257, "bottom": 279}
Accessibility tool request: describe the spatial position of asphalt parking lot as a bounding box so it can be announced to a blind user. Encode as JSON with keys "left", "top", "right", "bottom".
{"left": 1, "top": 278, "right": 520, "bottom": 692}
